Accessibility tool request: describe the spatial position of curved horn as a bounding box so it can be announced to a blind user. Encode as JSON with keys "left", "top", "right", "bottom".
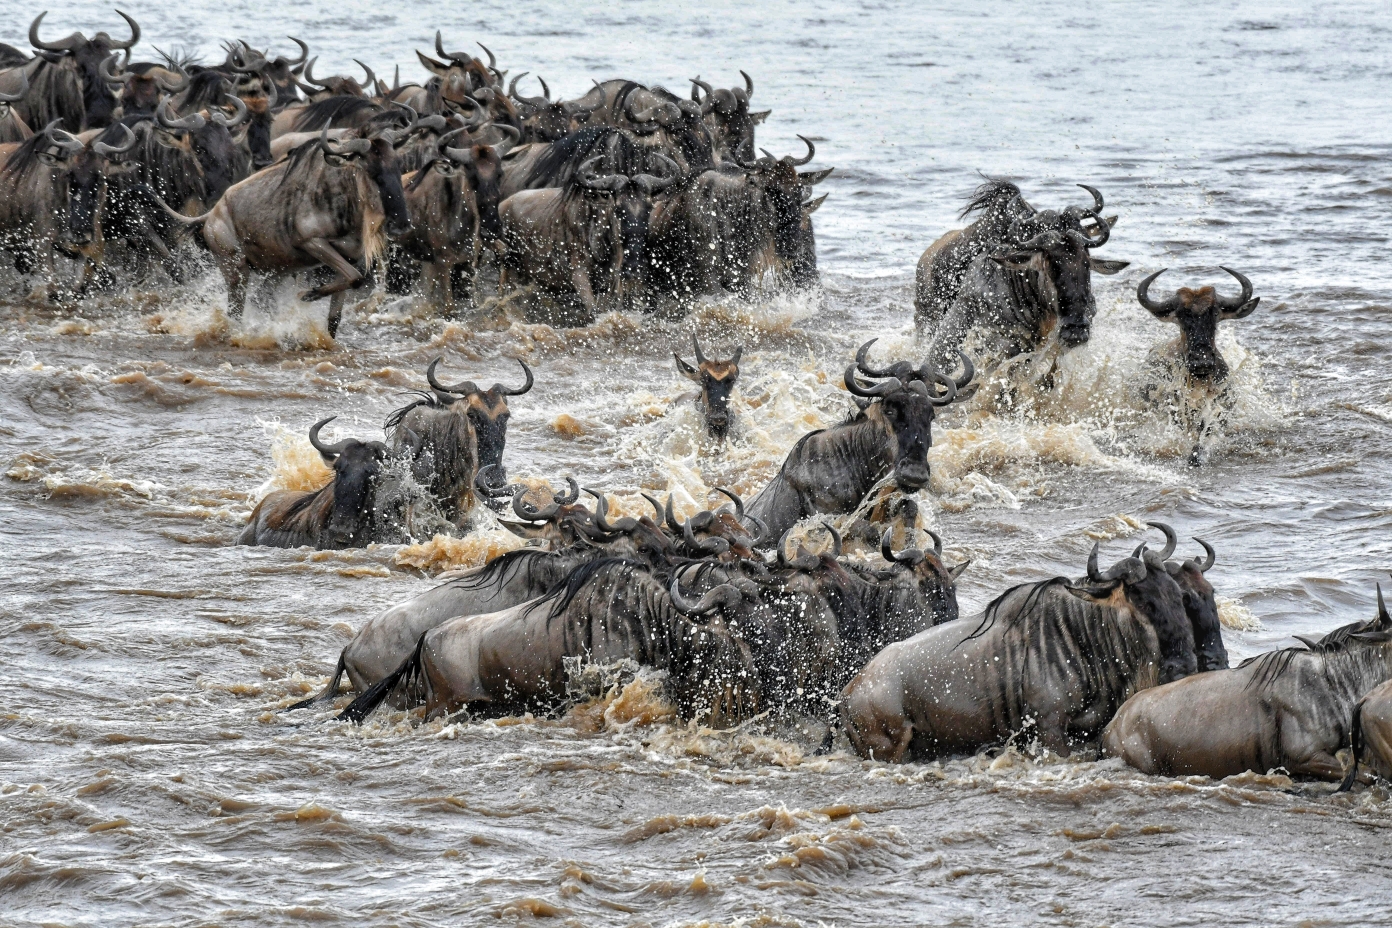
{"left": 640, "top": 493, "right": 665, "bottom": 521}
{"left": 690, "top": 76, "right": 714, "bottom": 103}
{"left": 1215, "top": 266, "right": 1254, "bottom": 311}
{"left": 497, "top": 359, "right": 533, "bottom": 396}
{"left": 476, "top": 42, "right": 497, "bottom": 70}
{"left": 664, "top": 495, "right": 682, "bottom": 534}
{"left": 42, "top": 119, "right": 84, "bottom": 152}
{"left": 29, "top": 12, "right": 82, "bottom": 53}
{"left": 788, "top": 135, "right": 815, "bottom": 166}
{"left": 576, "top": 155, "right": 627, "bottom": 192}
{"left": 584, "top": 487, "right": 631, "bottom": 534}
{"left": 553, "top": 477, "right": 580, "bottom": 505}
{"left": 844, "top": 366, "right": 901, "bottom": 398}
{"left": 777, "top": 526, "right": 817, "bottom": 570}
{"left": 692, "top": 333, "right": 708, "bottom": 366}
{"left": 1077, "top": 183, "right": 1104, "bottom": 216}
{"left": 1379, "top": 583, "right": 1390, "bottom": 627}
{"left": 1136, "top": 269, "right": 1180, "bottom": 316}
{"left": 154, "top": 64, "right": 189, "bottom": 94}
{"left": 434, "top": 31, "right": 471, "bottom": 64}
{"left": 473, "top": 464, "right": 517, "bottom": 497}
{"left": 482, "top": 122, "right": 521, "bottom": 158}
{"left": 683, "top": 516, "right": 730, "bottom": 556}
{"left": 353, "top": 60, "right": 376, "bottom": 94}
{"left": 107, "top": 10, "right": 141, "bottom": 50}
{"left": 91, "top": 122, "right": 137, "bottom": 157}
{"left": 880, "top": 527, "right": 925, "bottom": 566}
{"left": 210, "top": 92, "right": 248, "bottom": 128}
{"left": 157, "top": 97, "right": 205, "bottom": 131}
{"left": 0, "top": 69, "right": 29, "bottom": 104}
{"left": 713, "top": 487, "right": 745, "bottom": 520}
{"left": 821, "top": 521, "right": 842, "bottom": 559}
{"left": 99, "top": 53, "right": 132, "bottom": 84}
{"left": 740, "top": 70, "right": 754, "bottom": 98}
{"left": 855, "top": 339, "right": 899, "bottom": 379}
{"left": 1082, "top": 209, "right": 1109, "bottom": 249}
{"left": 320, "top": 125, "right": 371, "bottom": 156}
{"left": 302, "top": 57, "right": 327, "bottom": 87}
{"left": 630, "top": 153, "right": 681, "bottom": 194}
{"left": 284, "top": 36, "right": 309, "bottom": 67}
{"left": 949, "top": 349, "right": 974, "bottom": 391}
{"left": 509, "top": 72, "right": 548, "bottom": 108}
{"left": 308, "top": 416, "right": 351, "bottom": 458}
{"left": 1086, "top": 541, "right": 1147, "bottom": 583}
{"left": 1145, "top": 521, "right": 1178, "bottom": 561}
{"left": 670, "top": 575, "right": 740, "bottom": 616}
{"left": 425, "top": 357, "right": 478, "bottom": 396}
{"left": 924, "top": 529, "right": 944, "bottom": 558}
{"left": 1192, "top": 537, "right": 1216, "bottom": 573}
{"left": 512, "top": 489, "right": 560, "bottom": 523}
{"left": 924, "top": 370, "right": 958, "bottom": 407}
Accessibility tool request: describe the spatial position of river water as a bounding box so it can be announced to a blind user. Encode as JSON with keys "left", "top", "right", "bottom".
{"left": 4, "top": 2, "right": 1392, "bottom": 925}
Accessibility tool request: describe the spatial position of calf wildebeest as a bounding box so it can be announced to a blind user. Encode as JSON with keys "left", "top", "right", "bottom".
{"left": 746, "top": 340, "right": 973, "bottom": 542}
{"left": 1340, "top": 675, "right": 1392, "bottom": 789}
{"left": 1106, "top": 586, "right": 1392, "bottom": 782}
{"left": 839, "top": 535, "right": 1195, "bottom": 762}
{"left": 159, "top": 126, "right": 410, "bottom": 337}
{"left": 239, "top": 417, "right": 400, "bottom": 549}
{"left": 340, "top": 559, "right": 762, "bottom": 726}
{"left": 498, "top": 146, "right": 679, "bottom": 320}
{"left": 917, "top": 182, "right": 1128, "bottom": 373}
{"left": 674, "top": 335, "right": 741, "bottom": 439}
{"left": 1136, "top": 266, "right": 1261, "bottom": 383}
{"left": 0, "top": 118, "right": 135, "bottom": 297}
{"left": 1, "top": 10, "right": 140, "bottom": 132}
{"left": 383, "top": 357, "right": 532, "bottom": 520}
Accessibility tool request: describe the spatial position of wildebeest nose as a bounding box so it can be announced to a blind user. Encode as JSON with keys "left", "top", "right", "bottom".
{"left": 1058, "top": 325, "right": 1090, "bottom": 347}
{"left": 388, "top": 220, "right": 412, "bottom": 236}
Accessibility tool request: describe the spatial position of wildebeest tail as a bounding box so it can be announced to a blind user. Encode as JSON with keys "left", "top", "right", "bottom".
{"left": 144, "top": 184, "right": 212, "bottom": 228}
{"left": 284, "top": 651, "right": 347, "bottom": 711}
{"left": 338, "top": 633, "right": 427, "bottom": 725}
{"left": 1339, "top": 700, "right": 1365, "bottom": 792}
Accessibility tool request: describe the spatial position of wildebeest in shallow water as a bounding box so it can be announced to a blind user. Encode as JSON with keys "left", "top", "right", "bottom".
{"left": 745, "top": 340, "right": 973, "bottom": 541}
{"left": 1136, "top": 266, "right": 1260, "bottom": 384}
{"left": 1107, "top": 585, "right": 1392, "bottom": 782}
{"left": 1145, "top": 522, "right": 1229, "bottom": 673}
{"left": 673, "top": 335, "right": 742, "bottom": 440}
{"left": 838, "top": 529, "right": 1195, "bottom": 763}
{"left": 239, "top": 417, "right": 399, "bottom": 549}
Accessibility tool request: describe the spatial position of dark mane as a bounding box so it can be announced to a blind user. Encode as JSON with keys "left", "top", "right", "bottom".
{"left": 961, "top": 576, "right": 1073, "bottom": 642}
{"left": 276, "top": 136, "right": 326, "bottom": 187}
{"left": 1, "top": 131, "right": 51, "bottom": 180}
{"left": 960, "top": 177, "right": 1021, "bottom": 220}
{"left": 292, "top": 96, "right": 379, "bottom": 132}
{"left": 384, "top": 391, "right": 445, "bottom": 432}
{"left": 182, "top": 70, "right": 232, "bottom": 110}
{"left": 528, "top": 557, "right": 645, "bottom": 621}
{"left": 1239, "top": 618, "right": 1385, "bottom": 692}
{"left": 443, "top": 547, "right": 556, "bottom": 593}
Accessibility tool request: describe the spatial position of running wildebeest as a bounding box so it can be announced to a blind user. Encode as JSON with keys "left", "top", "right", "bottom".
{"left": 674, "top": 335, "right": 741, "bottom": 439}
{"left": 839, "top": 532, "right": 1195, "bottom": 762}
{"left": 746, "top": 340, "right": 973, "bottom": 542}
{"left": 1107, "top": 585, "right": 1392, "bottom": 782}
{"left": 1, "top": 10, "right": 140, "bottom": 132}
{"left": 1136, "top": 266, "right": 1261, "bottom": 384}
{"left": 239, "top": 417, "right": 400, "bottom": 549}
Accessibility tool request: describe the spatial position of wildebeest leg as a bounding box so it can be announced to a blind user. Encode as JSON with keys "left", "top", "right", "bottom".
{"left": 1286, "top": 751, "right": 1346, "bottom": 782}
{"left": 326, "top": 292, "right": 346, "bottom": 339}
{"left": 219, "top": 255, "right": 249, "bottom": 318}
{"left": 570, "top": 259, "right": 597, "bottom": 315}
{"left": 297, "top": 238, "right": 363, "bottom": 302}
{"left": 449, "top": 262, "right": 474, "bottom": 309}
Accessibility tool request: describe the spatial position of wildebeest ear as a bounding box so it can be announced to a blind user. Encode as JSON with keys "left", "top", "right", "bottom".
{"left": 749, "top": 109, "right": 771, "bottom": 125}
{"left": 947, "top": 559, "right": 971, "bottom": 582}
{"left": 799, "top": 167, "right": 833, "bottom": 185}
{"left": 802, "top": 194, "right": 826, "bottom": 216}
{"left": 674, "top": 353, "right": 700, "bottom": 381}
{"left": 1089, "top": 258, "right": 1129, "bottom": 275}
{"left": 1105, "top": 214, "right": 1119, "bottom": 229}
{"left": 415, "top": 50, "right": 451, "bottom": 78}
{"left": 1223, "top": 297, "right": 1261, "bottom": 320}
{"left": 990, "top": 251, "right": 1037, "bottom": 272}
{"left": 1293, "top": 634, "right": 1323, "bottom": 651}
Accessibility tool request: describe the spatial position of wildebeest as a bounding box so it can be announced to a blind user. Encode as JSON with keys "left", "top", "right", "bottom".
{"left": 104, "top": 54, "right": 187, "bottom": 118}
{"left": 508, "top": 73, "right": 600, "bottom": 143}
{"left": 422, "top": 356, "right": 532, "bottom": 487}
{"left": 1147, "top": 523, "right": 1229, "bottom": 673}
{"left": 917, "top": 182, "right": 1128, "bottom": 373}
{"left": 674, "top": 335, "right": 741, "bottom": 439}
{"left": 239, "top": 417, "right": 400, "bottom": 549}
{"left": 498, "top": 145, "right": 679, "bottom": 321}
{"left": 1106, "top": 586, "right": 1392, "bottom": 782}
{"left": 1136, "top": 266, "right": 1261, "bottom": 383}
{"left": 395, "top": 126, "right": 515, "bottom": 308}
{"left": 690, "top": 72, "right": 768, "bottom": 162}
{"left": 339, "top": 559, "right": 762, "bottom": 726}
{"left": 159, "top": 126, "right": 410, "bottom": 337}
{"left": 1340, "top": 675, "right": 1392, "bottom": 789}
{"left": 0, "top": 70, "right": 33, "bottom": 143}
{"left": 746, "top": 340, "right": 973, "bottom": 542}
{"left": 1, "top": 10, "right": 140, "bottom": 132}
{"left": 839, "top": 535, "right": 1195, "bottom": 762}
{"left": 0, "top": 118, "right": 134, "bottom": 297}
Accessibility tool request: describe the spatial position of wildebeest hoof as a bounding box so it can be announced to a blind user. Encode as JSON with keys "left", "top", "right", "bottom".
{"left": 299, "top": 287, "right": 328, "bottom": 303}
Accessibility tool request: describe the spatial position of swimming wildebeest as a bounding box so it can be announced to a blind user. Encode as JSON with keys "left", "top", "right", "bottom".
{"left": 745, "top": 340, "right": 973, "bottom": 541}
{"left": 158, "top": 126, "right": 410, "bottom": 337}
{"left": 916, "top": 181, "right": 1128, "bottom": 373}
{"left": 674, "top": 334, "right": 741, "bottom": 439}
{"left": 1136, "top": 265, "right": 1261, "bottom": 384}
{"left": 1145, "top": 522, "right": 1229, "bottom": 673}
{"left": 838, "top": 532, "right": 1195, "bottom": 762}
{"left": 1106, "top": 585, "right": 1392, "bottom": 782}
{"left": 238, "top": 417, "right": 399, "bottom": 549}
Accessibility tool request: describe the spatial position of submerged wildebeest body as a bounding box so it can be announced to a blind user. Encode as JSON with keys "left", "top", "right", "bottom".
{"left": 239, "top": 417, "right": 400, "bottom": 549}
{"left": 674, "top": 335, "right": 741, "bottom": 439}
{"left": 340, "top": 560, "right": 763, "bottom": 726}
{"left": 1106, "top": 588, "right": 1392, "bottom": 782}
{"left": 1137, "top": 265, "right": 1261, "bottom": 384}
{"left": 161, "top": 127, "right": 410, "bottom": 337}
{"left": 917, "top": 182, "right": 1128, "bottom": 373}
{"left": 0, "top": 119, "right": 135, "bottom": 295}
{"left": 2, "top": 11, "right": 140, "bottom": 133}
{"left": 839, "top": 537, "right": 1194, "bottom": 763}
{"left": 746, "top": 340, "right": 973, "bottom": 542}
{"left": 385, "top": 357, "right": 533, "bottom": 520}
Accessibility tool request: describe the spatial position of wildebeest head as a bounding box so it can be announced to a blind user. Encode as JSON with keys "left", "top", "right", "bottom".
{"left": 105, "top": 56, "right": 187, "bottom": 116}
{"left": 739, "top": 136, "right": 828, "bottom": 286}
{"left": 993, "top": 185, "right": 1128, "bottom": 348}
{"left": 293, "top": 56, "right": 373, "bottom": 101}
{"left": 258, "top": 37, "right": 309, "bottom": 106}
{"left": 509, "top": 73, "right": 588, "bottom": 143}
{"left": 440, "top": 124, "right": 518, "bottom": 243}
{"left": 1070, "top": 531, "right": 1195, "bottom": 683}
{"left": 426, "top": 356, "right": 533, "bottom": 485}
{"left": 844, "top": 339, "right": 975, "bottom": 492}
{"left": 415, "top": 32, "right": 495, "bottom": 112}
{"left": 27, "top": 10, "right": 140, "bottom": 130}
{"left": 675, "top": 334, "right": 742, "bottom": 439}
{"left": 188, "top": 94, "right": 247, "bottom": 203}
{"left": 879, "top": 527, "right": 969, "bottom": 625}
{"left": 666, "top": 489, "right": 765, "bottom": 561}
{"left": 18, "top": 119, "right": 136, "bottom": 249}
{"left": 582, "top": 489, "right": 678, "bottom": 564}
{"left": 575, "top": 151, "right": 680, "bottom": 280}
{"left": 1137, "top": 266, "right": 1260, "bottom": 382}
{"left": 1151, "top": 524, "right": 1228, "bottom": 673}
{"left": 307, "top": 417, "right": 390, "bottom": 545}
{"left": 690, "top": 72, "right": 768, "bottom": 162}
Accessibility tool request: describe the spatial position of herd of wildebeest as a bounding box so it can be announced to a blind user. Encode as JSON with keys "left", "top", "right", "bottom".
{"left": 6, "top": 13, "right": 1392, "bottom": 792}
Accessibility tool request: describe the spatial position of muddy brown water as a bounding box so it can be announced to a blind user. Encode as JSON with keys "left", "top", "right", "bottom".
{"left": 5, "top": 1, "right": 1392, "bottom": 925}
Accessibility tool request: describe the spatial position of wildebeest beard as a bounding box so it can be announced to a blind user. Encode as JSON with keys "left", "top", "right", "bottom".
{"left": 366, "top": 138, "right": 411, "bottom": 236}
{"left": 616, "top": 191, "right": 652, "bottom": 280}
{"left": 63, "top": 150, "right": 106, "bottom": 247}
{"left": 324, "top": 443, "right": 387, "bottom": 543}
